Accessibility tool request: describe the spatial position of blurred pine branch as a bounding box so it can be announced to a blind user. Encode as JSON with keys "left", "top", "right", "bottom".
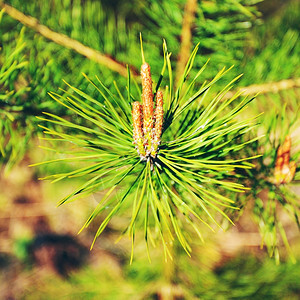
{"left": 224, "top": 78, "right": 300, "bottom": 99}
{"left": 0, "top": 2, "right": 137, "bottom": 78}
{"left": 175, "top": 0, "right": 197, "bottom": 85}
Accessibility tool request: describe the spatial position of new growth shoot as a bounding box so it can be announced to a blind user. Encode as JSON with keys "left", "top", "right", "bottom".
{"left": 132, "top": 62, "right": 164, "bottom": 163}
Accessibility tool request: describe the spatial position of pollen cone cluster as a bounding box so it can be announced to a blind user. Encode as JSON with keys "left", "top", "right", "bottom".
{"left": 274, "top": 135, "right": 296, "bottom": 185}
{"left": 132, "top": 62, "right": 164, "bottom": 160}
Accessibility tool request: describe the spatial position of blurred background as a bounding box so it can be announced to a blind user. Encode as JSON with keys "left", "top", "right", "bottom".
{"left": 0, "top": 0, "right": 300, "bottom": 299}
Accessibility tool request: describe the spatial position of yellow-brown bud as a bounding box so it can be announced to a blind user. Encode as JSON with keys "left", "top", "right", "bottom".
{"left": 151, "top": 90, "right": 164, "bottom": 157}
{"left": 284, "top": 161, "right": 296, "bottom": 184}
{"left": 141, "top": 63, "right": 154, "bottom": 124}
{"left": 132, "top": 101, "right": 145, "bottom": 158}
{"left": 274, "top": 135, "right": 296, "bottom": 184}
{"left": 141, "top": 62, "right": 154, "bottom": 155}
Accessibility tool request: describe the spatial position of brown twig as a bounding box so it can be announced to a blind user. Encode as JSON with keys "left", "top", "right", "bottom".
{"left": 0, "top": 2, "right": 139, "bottom": 78}
{"left": 175, "top": 0, "right": 198, "bottom": 86}
{"left": 224, "top": 78, "right": 300, "bottom": 99}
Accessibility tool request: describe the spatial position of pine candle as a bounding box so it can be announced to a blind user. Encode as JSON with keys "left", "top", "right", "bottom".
{"left": 132, "top": 101, "right": 146, "bottom": 158}
{"left": 132, "top": 62, "right": 164, "bottom": 161}
{"left": 274, "top": 135, "right": 296, "bottom": 184}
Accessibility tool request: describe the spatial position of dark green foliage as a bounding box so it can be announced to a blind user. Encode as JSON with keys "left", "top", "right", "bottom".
{"left": 0, "top": 25, "right": 31, "bottom": 172}
{"left": 3, "top": 0, "right": 262, "bottom": 83}
{"left": 196, "top": 254, "right": 300, "bottom": 299}
{"left": 238, "top": 0, "right": 300, "bottom": 85}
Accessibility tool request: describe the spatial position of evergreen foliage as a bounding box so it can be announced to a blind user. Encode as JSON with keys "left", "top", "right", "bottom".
{"left": 240, "top": 97, "right": 300, "bottom": 263}
{"left": 237, "top": 0, "right": 300, "bottom": 85}
{"left": 0, "top": 24, "right": 30, "bottom": 172}
{"left": 0, "top": 0, "right": 299, "bottom": 265}
{"left": 32, "top": 42, "right": 260, "bottom": 258}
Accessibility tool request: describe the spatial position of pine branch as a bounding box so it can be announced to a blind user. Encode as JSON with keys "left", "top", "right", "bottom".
{"left": 175, "top": 0, "right": 197, "bottom": 86}
{"left": 0, "top": 2, "right": 138, "bottom": 78}
{"left": 35, "top": 43, "right": 259, "bottom": 256}
{"left": 224, "top": 78, "right": 300, "bottom": 99}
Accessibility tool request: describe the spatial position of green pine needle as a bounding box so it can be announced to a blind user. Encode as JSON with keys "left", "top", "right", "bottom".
{"left": 36, "top": 42, "right": 259, "bottom": 258}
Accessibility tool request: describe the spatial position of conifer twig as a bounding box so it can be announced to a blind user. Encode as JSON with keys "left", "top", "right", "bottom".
{"left": 0, "top": 2, "right": 138, "bottom": 78}
{"left": 224, "top": 78, "right": 300, "bottom": 99}
{"left": 34, "top": 41, "right": 259, "bottom": 258}
{"left": 175, "top": 0, "right": 198, "bottom": 86}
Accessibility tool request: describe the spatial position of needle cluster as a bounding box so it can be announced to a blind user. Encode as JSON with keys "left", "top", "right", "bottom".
{"left": 34, "top": 42, "right": 259, "bottom": 259}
